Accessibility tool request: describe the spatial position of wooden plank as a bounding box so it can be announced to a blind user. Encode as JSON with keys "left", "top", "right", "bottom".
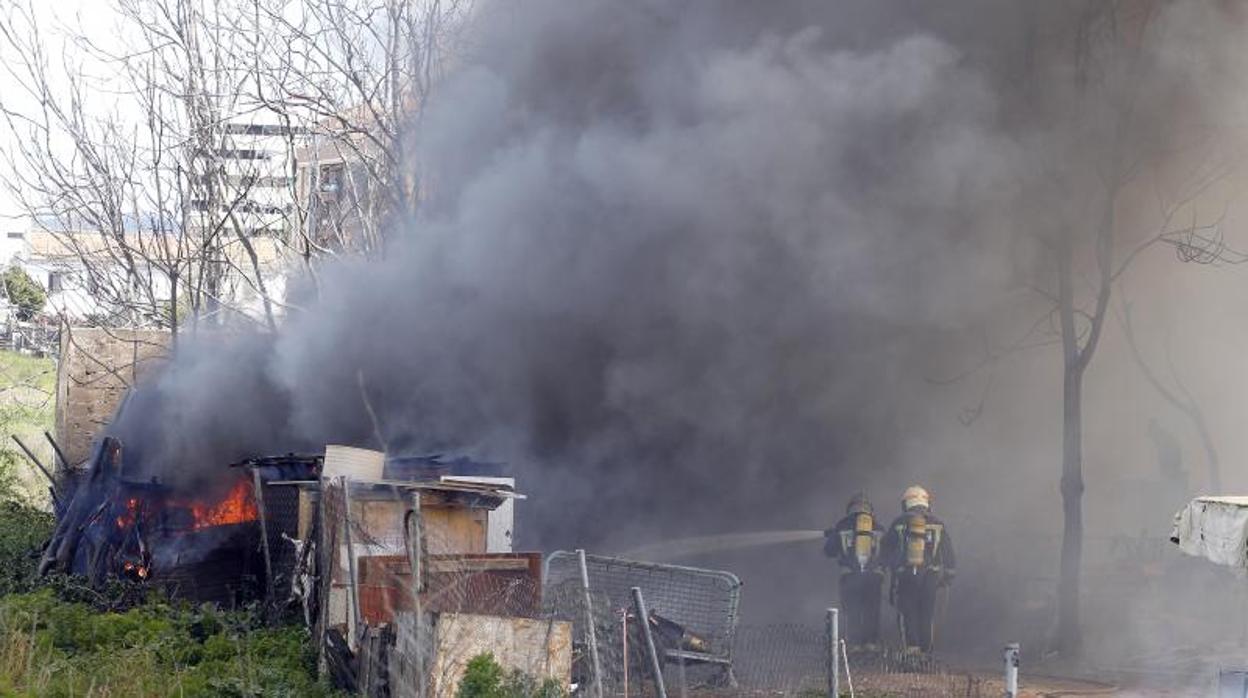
{"left": 422, "top": 507, "right": 486, "bottom": 555}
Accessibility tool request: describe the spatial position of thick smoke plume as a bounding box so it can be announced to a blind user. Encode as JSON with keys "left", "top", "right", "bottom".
{"left": 117, "top": 2, "right": 1023, "bottom": 516}
{"left": 108, "top": 0, "right": 1248, "bottom": 660}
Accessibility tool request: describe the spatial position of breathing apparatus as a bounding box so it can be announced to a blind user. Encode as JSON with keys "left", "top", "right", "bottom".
{"left": 902, "top": 485, "right": 931, "bottom": 572}
{"left": 844, "top": 492, "right": 878, "bottom": 571}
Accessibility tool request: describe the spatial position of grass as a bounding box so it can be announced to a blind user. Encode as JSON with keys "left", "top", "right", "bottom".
{"left": 0, "top": 350, "right": 57, "bottom": 506}
{"left": 0, "top": 351, "right": 56, "bottom": 396}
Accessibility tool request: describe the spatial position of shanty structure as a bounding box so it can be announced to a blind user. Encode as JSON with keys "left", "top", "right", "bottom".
{"left": 269, "top": 446, "right": 571, "bottom": 697}
{"left": 39, "top": 437, "right": 570, "bottom": 697}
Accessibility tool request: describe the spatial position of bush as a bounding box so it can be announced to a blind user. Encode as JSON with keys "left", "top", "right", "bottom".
{"left": 2, "top": 267, "right": 45, "bottom": 321}
{"left": 0, "top": 501, "right": 53, "bottom": 596}
{"left": 458, "top": 653, "right": 565, "bottom": 698}
{"left": 459, "top": 653, "right": 506, "bottom": 698}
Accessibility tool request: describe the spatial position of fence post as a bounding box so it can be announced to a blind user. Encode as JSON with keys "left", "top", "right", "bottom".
{"left": 404, "top": 489, "right": 425, "bottom": 698}
{"left": 577, "top": 550, "right": 604, "bottom": 698}
{"left": 252, "top": 468, "right": 274, "bottom": 608}
{"left": 840, "top": 639, "right": 855, "bottom": 698}
{"left": 631, "top": 586, "right": 667, "bottom": 698}
{"left": 621, "top": 608, "right": 629, "bottom": 698}
{"left": 1003, "top": 643, "right": 1020, "bottom": 698}
{"left": 339, "top": 477, "right": 363, "bottom": 643}
{"left": 826, "top": 608, "right": 840, "bottom": 698}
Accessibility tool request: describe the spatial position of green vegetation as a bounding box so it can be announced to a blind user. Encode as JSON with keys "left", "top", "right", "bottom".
{"left": 0, "top": 351, "right": 338, "bottom": 696}
{"left": 0, "top": 350, "right": 56, "bottom": 596}
{"left": 0, "top": 502, "right": 53, "bottom": 597}
{"left": 457, "top": 653, "right": 565, "bottom": 698}
{"left": 2, "top": 267, "right": 45, "bottom": 321}
{"left": 0, "top": 350, "right": 56, "bottom": 504}
{"left": 0, "top": 589, "right": 340, "bottom": 697}
{"left": 0, "top": 351, "right": 55, "bottom": 398}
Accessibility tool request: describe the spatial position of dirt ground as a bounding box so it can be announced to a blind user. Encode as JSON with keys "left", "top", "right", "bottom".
{"left": 851, "top": 670, "right": 1118, "bottom": 697}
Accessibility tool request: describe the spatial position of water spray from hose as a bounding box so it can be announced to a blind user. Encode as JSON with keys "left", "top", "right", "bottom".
{"left": 622, "top": 530, "right": 826, "bottom": 562}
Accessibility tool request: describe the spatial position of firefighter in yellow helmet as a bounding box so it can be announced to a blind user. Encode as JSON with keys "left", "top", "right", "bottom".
{"left": 881, "top": 485, "right": 956, "bottom": 654}
{"left": 824, "top": 492, "right": 885, "bottom": 649}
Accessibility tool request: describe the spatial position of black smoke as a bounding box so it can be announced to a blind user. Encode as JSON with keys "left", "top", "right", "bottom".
{"left": 106, "top": 0, "right": 1248, "bottom": 660}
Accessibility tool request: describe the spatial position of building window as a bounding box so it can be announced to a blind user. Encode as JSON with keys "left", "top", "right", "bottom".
{"left": 47, "top": 272, "right": 63, "bottom": 293}
{"left": 222, "top": 123, "right": 305, "bottom": 136}
{"left": 214, "top": 148, "right": 269, "bottom": 161}
{"left": 319, "top": 164, "right": 344, "bottom": 194}
{"left": 6, "top": 232, "right": 23, "bottom": 240}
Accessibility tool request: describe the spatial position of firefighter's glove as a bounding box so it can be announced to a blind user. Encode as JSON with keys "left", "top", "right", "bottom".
{"left": 939, "top": 570, "right": 955, "bottom": 588}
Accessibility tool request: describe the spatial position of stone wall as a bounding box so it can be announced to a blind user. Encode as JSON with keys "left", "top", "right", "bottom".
{"left": 54, "top": 327, "right": 171, "bottom": 465}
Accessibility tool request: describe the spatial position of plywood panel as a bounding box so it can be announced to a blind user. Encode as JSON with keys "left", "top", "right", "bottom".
{"left": 323, "top": 445, "right": 384, "bottom": 480}
{"left": 423, "top": 507, "right": 486, "bottom": 555}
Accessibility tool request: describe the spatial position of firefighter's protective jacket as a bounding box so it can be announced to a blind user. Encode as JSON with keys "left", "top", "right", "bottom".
{"left": 824, "top": 513, "right": 885, "bottom": 572}
{"left": 881, "top": 509, "right": 956, "bottom": 579}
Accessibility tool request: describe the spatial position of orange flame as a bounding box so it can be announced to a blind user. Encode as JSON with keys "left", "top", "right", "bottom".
{"left": 115, "top": 497, "right": 141, "bottom": 529}
{"left": 188, "top": 479, "right": 258, "bottom": 530}
{"left": 122, "top": 560, "right": 149, "bottom": 579}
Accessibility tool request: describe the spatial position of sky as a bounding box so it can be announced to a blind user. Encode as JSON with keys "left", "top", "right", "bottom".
{"left": 0, "top": 0, "right": 119, "bottom": 228}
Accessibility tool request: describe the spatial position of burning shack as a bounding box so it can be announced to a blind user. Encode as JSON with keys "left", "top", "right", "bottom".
{"left": 39, "top": 437, "right": 272, "bottom": 600}
{"left": 38, "top": 436, "right": 570, "bottom": 696}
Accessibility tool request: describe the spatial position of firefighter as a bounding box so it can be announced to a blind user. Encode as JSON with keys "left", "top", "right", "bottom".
{"left": 824, "top": 491, "right": 885, "bottom": 648}
{"left": 881, "top": 485, "right": 955, "bottom": 654}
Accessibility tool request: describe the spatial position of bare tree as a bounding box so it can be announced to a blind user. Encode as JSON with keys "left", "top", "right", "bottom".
{"left": 940, "top": 1, "right": 1244, "bottom": 654}
{"left": 0, "top": 0, "right": 472, "bottom": 340}
{"left": 236, "top": 0, "right": 474, "bottom": 257}
{"left": 1041, "top": 1, "right": 1248, "bottom": 655}
{"left": 0, "top": 0, "right": 342, "bottom": 337}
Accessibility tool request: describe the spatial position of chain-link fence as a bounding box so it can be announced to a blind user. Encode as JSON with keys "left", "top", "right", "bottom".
{"left": 545, "top": 551, "right": 742, "bottom": 691}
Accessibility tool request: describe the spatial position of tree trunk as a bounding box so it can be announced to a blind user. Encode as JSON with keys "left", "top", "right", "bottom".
{"left": 1055, "top": 221, "right": 1089, "bottom": 657}
{"left": 1057, "top": 362, "right": 1084, "bottom": 655}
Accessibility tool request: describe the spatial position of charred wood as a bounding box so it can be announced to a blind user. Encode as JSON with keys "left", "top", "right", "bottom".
{"left": 39, "top": 438, "right": 120, "bottom": 576}
{"left": 12, "top": 435, "right": 59, "bottom": 504}
{"left": 44, "top": 431, "right": 72, "bottom": 476}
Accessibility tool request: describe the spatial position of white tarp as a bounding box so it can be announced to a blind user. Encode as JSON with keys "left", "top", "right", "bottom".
{"left": 1171, "top": 496, "right": 1248, "bottom": 570}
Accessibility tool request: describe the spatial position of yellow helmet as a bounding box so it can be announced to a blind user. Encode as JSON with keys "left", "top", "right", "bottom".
{"left": 902, "top": 485, "right": 930, "bottom": 511}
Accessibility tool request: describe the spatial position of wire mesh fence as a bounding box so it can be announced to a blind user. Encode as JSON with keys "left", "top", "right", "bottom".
{"left": 540, "top": 552, "right": 994, "bottom": 697}
{"left": 545, "top": 551, "right": 742, "bottom": 690}
{"left": 731, "top": 623, "right": 826, "bottom": 694}
{"left": 539, "top": 554, "right": 993, "bottom": 694}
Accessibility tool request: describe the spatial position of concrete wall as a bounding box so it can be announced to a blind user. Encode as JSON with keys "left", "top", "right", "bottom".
{"left": 55, "top": 327, "right": 171, "bottom": 465}
{"left": 428, "top": 613, "right": 572, "bottom": 698}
